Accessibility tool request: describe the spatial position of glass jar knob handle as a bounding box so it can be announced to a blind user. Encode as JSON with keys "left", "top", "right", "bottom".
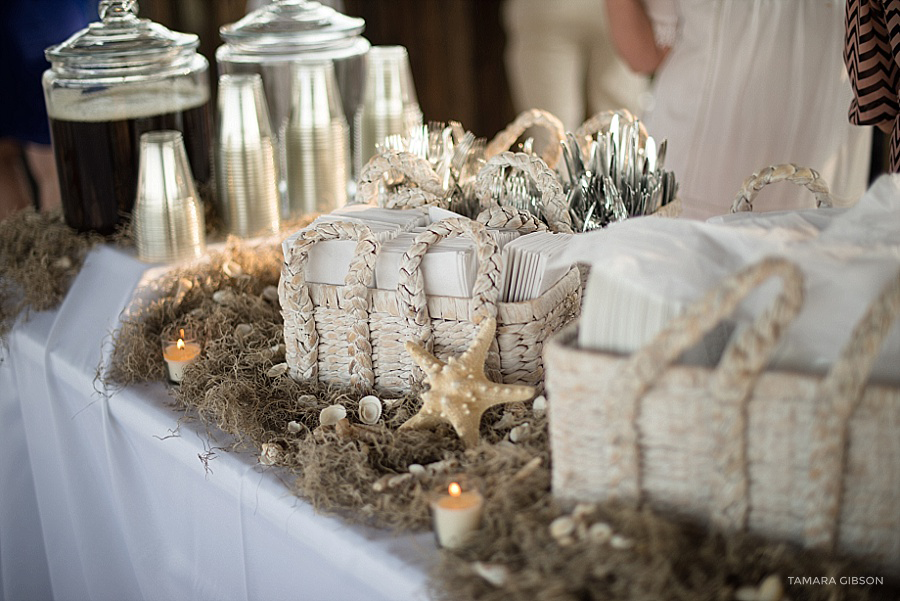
{"left": 99, "top": 0, "right": 139, "bottom": 21}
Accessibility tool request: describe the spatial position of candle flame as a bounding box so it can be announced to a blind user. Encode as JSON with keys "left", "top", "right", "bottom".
{"left": 176, "top": 338, "right": 185, "bottom": 351}
{"left": 448, "top": 482, "right": 461, "bottom": 497}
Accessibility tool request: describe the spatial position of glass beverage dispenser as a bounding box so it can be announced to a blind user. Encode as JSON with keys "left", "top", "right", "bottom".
{"left": 43, "top": 0, "right": 212, "bottom": 235}
{"left": 217, "top": 0, "right": 369, "bottom": 212}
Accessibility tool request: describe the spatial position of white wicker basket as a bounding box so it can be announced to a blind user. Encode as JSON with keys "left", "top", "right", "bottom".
{"left": 545, "top": 257, "right": 900, "bottom": 572}
{"left": 280, "top": 217, "right": 581, "bottom": 395}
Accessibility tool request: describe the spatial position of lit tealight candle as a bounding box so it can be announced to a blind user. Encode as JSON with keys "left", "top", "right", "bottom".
{"left": 162, "top": 328, "right": 201, "bottom": 384}
{"left": 430, "top": 481, "right": 484, "bottom": 549}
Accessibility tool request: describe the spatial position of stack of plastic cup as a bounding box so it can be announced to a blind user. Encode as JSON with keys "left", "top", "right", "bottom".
{"left": 284, "top": 61, "right": 350, "bottom": 218}
{"left": 132, "top": 130, "right": 206, "bottom": 263}
{"left": 216, "top": 73, "right": 281, "bottom": 238}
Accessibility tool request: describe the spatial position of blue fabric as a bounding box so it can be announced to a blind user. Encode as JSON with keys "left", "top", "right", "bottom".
{"left": 0, "top": 0, "right": 94, "bottom": 144}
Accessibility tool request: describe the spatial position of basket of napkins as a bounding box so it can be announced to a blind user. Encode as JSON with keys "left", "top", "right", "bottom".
{"left": 279, "top": 205, "right": 580, "bottom": 395}
{"left": 544, "top": 174, "right": 900, "bottom": 573}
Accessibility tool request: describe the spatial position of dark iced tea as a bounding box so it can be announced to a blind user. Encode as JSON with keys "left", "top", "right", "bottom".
{"left": 50, "top": 102, "right": 211, "bottom": 234}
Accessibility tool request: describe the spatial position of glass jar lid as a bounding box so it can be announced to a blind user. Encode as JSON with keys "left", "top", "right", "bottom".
{"left": 220, "top": 0, "right": 366, "bottom": 54}
{"left": 45, "top": 0, "right": 200, "bottom": 74}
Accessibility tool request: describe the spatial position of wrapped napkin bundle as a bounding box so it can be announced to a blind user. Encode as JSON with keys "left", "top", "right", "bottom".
{"left": 558, "top": 174, "right": 900, "bottom": 382}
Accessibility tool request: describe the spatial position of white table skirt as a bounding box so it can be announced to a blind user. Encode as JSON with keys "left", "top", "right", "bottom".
{"left": 0, "top": 245, "right": 434, "bottom": 601}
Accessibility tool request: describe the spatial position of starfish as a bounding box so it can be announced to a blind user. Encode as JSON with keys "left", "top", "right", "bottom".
{"left": 399, "top": 318, "right": 536, "bottom": 448}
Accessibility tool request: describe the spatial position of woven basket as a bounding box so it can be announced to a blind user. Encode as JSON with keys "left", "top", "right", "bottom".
{"left": 280, "top": 217, "right": 581, "bottom": 395}
{"left": 545, "top": 257, "right": 900, "bottom": 572}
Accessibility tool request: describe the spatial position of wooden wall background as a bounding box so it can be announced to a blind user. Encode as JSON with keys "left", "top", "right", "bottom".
{"left": 141, "top": 0, "right": 516, "bottom": 139}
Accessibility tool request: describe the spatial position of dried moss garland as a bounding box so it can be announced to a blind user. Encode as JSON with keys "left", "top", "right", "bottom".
{"left": 0, "top": 208, "right": 101, "bottom": 340}
{"left": 105, "top": 239, "right": 898, "bottom": 601}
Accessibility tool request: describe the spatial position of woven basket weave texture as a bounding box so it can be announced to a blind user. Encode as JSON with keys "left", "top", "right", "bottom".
{"left": 546, "top": 258, "right": 900, "bottom": 573}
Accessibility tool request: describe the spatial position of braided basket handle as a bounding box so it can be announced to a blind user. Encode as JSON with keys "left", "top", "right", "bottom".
{"left": 732, "top": 164, "right": 832, "bottom": 212}
{"left": 396, "top": 218, "right": 502, "bottom": 351}
{"left": 574, "top": 109, "right": 648, "bottom": 159}
{"left": 600, "top": 258, "right": 805, "bottom": 521}
{"left": 803, "top": 269, "right": 900, "bottom": 552}
{"left": 475, "top": 204, "right": 549, "bottom": 233}
{"left": 281, "top": 221, "right": 384, "bottom": 391}
{"left": 474, "top": 151, "right": 574, "bottom": 233}
{"left": 486, "top": 109, "right": 566, "bottom": 169}
{"left": 357, "top": 150, "right": 449, "bottom": 209}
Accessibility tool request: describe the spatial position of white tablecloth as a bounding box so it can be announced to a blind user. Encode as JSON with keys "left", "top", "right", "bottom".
{"left": 0, "top": 245, "right": 434, "bottom": 601}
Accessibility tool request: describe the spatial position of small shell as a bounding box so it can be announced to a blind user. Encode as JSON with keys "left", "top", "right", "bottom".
{"left": 408, "top": 463, "right": 426, "bottom": 477}
{"left": 319, "top": 404, "right": 347, "bottom": 427}
{"left": 471, "top": 562, "right": 509, "bottom": 587}
{"left": 52, "top": 256, "right": 73, "bottom": 270}
{"left": 532, "top": 395, "right": 547, "bottom": 417}
{"left": 223, "top": 260, "right": 244, "bottom": 278}
{"left": 287, "top": 420, "right": 302, "bottom": 433}
{"left": 610, "top": 534, "right": 634, "bottom": 550}
{"left": 549, "top": 516, "right": 576, "bottom": 542}
{"left": 387, "top": 473, "right": 413, "bottom": 488}
{"left": 425, "top": 458, "right": 460, "bottom": 474}
{"left": 757, "top": 576, "right": 784, "bottom": 601}
{"left": 262, "top": 285, "right": 279, "bottom": 304}
{"left": 383, "top": 398, "right": 403, "bottom": 410}
{"left": 587, "top": 522, "right": 613, "bottom": 544}
{"left": 234, "top": 323, "right": 253, "bottom": 339}
{"left": 492, "top": 411, "right": 517, "bottom": 430}
{"left": 213, "top": 289, "right": 235, "bottom": 305}
{"left": 734, "top": 587, "right": 760, "bottom": 601}
{"left": 572, "top": 503, "right": 595, "bottom": 521}
{"left": 509, "top": 422, "right": 531, "bottom": 443}
{"left": 259, "top": 442, "right": 280, "bottom": 466}
{"left": 297, "top": 394, "right": 317, "bottom": 406}
{"left": 267, "top": 363, "right": 289, "bottom": 378}
{"left": 357, "top": 395, "right": 382, "bottom": 425}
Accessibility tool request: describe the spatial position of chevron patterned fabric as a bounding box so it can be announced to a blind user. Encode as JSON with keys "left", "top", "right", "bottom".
{"left": 846, "top": 0, "right": 900, "bottom": 170}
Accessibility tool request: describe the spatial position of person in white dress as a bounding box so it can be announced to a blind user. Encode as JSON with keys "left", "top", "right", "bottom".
{"left": 503, "top": 0, "right": 649, "bottom": 131}
{"left": 606, "top": 0, "right": 872, "bottom": 220}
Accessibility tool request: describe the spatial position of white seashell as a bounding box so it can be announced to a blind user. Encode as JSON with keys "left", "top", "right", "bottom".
{"left": 267, "top": 363, "right": 289, "bottom": 378}
{"left": 213, "top": 289, "right": 235, "bottom": 305}
{"left": 259, "top": 442, "right": 280, "bottom": 466}
{"left": 383, "top": 397, "right": 403, "bottom": 410}
{"left": 572, "top": 503, "right": 595, "bottom": 521}
{"left": 734, "top": 587, "right": 760, "bottom": 601}
{"left": 610, "top": 534, "right": 634, "bottom": 550}
{"left": 223, "top": 260, "right": 244, "bottom": 278}
{"left": 532, "top": 395, "right": 547, "bottom": 417}
{"left": 549, "top": 516, "right": 576, "bottom": 542}
{"left": 388, "top": 473, "right": 413, "bottom": 488}
{"left": 262, "top": 285, "right": 279, "bottom": 304}
{"left": 471, "top": 562, "right": 510, "bottom": 587}
{"left": 357, "top": 395, "right": 383, "bottom": 425}
{"left": 287, "top": 420, "right": 302, "bottom": 433}
{"left": 53, "top": 256, "right": 73, "bottom": 270}
{"left": 319, "top": 404, "right": 347, "bottom": 427}
{"left": 408, "top": 463, "right": 426, "bottom": 477}
{"left": 297, "top": 394, "right": 317, "bottom": 406}
{"left": 492, "top": 411, "right": 517, "bottom": 430}
{"left": 234, "top": 323, "right": 252, "bottom": 338}
{"left": 757, "top": 575, "right": 784, "bottom": 601}
{"left": 425, "top": 458, "right": 459, "bottom": 474}
{"left": 587, "top": 522, "right": 613, "bottom": 544}
{"left": 509, "top": 422, "right": 531, "bottom": 443}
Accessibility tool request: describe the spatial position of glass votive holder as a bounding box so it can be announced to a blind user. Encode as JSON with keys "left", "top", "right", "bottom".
{"left": 161, "top": 326, "right": 201, "bottom": 384}
{"left": 428, "top": 475, "right": 484, "bottom": 549}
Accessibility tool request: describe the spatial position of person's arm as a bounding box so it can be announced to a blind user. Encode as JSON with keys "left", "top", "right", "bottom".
{"left": 605, "top": 0, "right": 671, "bottom": 74}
